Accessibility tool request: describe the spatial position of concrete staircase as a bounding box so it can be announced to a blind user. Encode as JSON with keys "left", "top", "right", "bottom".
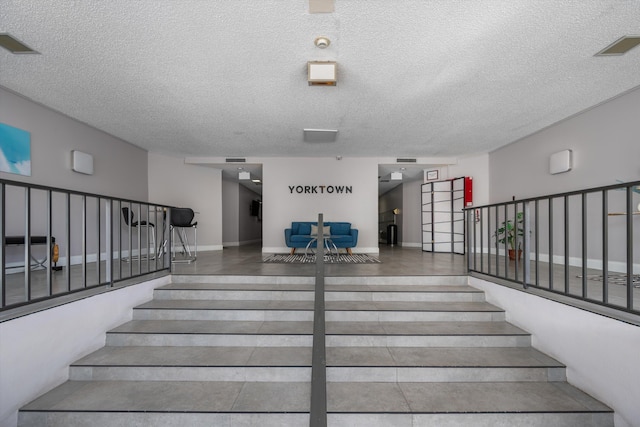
{"left": 18, "top": 275, "right": 613, "bottom": 426}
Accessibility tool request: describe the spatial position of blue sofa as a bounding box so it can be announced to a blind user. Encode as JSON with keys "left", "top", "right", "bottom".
{"left": 285, "top": 221, "right": 358, "bottom": 255}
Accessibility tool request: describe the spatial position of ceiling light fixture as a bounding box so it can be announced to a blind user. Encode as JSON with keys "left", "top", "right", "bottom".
{"left": 304, "top": 129, "right": 338, "bottom": 142}
{"left": 391, "top": 172, "right": 403, "bottom": 180}
{"left": 309, "top": 0, "right": 334, "bottom": 13}
{"left": 314, "top": 36, "right": 331, "bottom": 49}
{"left": 239, "top": 171, "right": 251, "bottom": 180}
{"left": 308, "top": 61, "right": 337, "bottom": 86}
{"left": 595, "top": 35, "right": 640, "bottom": 56}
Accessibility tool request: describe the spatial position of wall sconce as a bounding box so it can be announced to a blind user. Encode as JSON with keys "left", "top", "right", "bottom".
{"left": 549, "top": 149, "right": 573, "bottom": 174}
{"left": 71, "top": 150, "right": 94, "bottom": 175}
{"left": 308, "top": 61, "right": 337, "bottom": 86}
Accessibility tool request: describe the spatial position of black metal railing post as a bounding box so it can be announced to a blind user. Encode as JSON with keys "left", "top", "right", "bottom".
{"left": 465, "top": 179, "right": 640, "bottom": 316}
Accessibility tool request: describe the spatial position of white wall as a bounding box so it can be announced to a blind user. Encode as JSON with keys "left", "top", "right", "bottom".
{"left": 489, "top": 87, "right": 640, "bottom": 203}
{"left": 148, "top": 153, "right": 222, "bottom": 251}
{"left": 0, "top": 276, "right": 170, "bottom": 427}
{"left": 470, "top": 277, "right": 640, "bottom": 427}
{"left": 262, "top": 157, "right": 379, "bottom": 253}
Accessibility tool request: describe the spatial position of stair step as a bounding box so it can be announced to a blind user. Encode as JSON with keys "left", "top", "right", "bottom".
{"left": 325, "top": 300, "right": 504, "bottom": 321}
{"left": 132, "top": 299, "right": 502, "bottom": 322}
{"left": 70, "top": 346, "right": 312, "bottom": 381}
{"left": 325, "top": 346, "right": 565, "bottom": 382}
{"left": 17, "top": 275, "right": 614, "bottom": 427}
{"left": 326, "top": 320, "right": 530, "bottom": 347}
{"left": 329, "top": 380, "right": 611, "bottom": 414}
{"left": 133, "top": 299, "right": 314, "bottom": 321}
{"left": 18, "top": 380, "right": 611, "bottom": 427}
{"left": 106, "top": 320, "right": 313, "bottom": 347}
{"left": 326, "top": 381, "right": 612, "bottom": 426}
{"left": 19, "top": 380, "right": 310, "bottom": 423}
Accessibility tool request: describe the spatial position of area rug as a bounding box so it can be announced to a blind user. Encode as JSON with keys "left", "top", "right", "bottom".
{"left": 577, "top": 273, "right": 640, "bottom": 288}
{"left": 263, "top": 253, "right": 381, "bottom": 264}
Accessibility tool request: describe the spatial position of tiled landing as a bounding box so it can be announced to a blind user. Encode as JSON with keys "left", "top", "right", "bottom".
{"left": 18, "top": 275, "right": 613, "bottom": 427}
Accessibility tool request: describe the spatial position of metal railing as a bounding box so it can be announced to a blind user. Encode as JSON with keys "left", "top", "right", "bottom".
{"left": 466, "top": 180, "right": 640, "bottom": 315}
{"left": 1, "top": 178, "right": 172, "bottom": 311}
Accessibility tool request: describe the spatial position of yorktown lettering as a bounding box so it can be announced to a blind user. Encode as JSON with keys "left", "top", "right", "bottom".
{"left": 289, "top": 185, "right": 353, "bottom": 194}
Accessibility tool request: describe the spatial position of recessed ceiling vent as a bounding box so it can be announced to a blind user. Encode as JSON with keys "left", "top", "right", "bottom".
{"left": 0, "top": 33, "right": 38, "bottom": 54}
{"left": 595, "top": 36, "right": 640, "bottom": 56}
{"left": 226, "top": 158, "right": 246, "bottom": 163}
{"left": 396, "top": 158, "right": 417, "bottom": 163}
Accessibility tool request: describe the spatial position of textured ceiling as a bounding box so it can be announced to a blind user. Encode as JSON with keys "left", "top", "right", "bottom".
{"left": 2, "top": 1, "right": 640, "bottom": 162}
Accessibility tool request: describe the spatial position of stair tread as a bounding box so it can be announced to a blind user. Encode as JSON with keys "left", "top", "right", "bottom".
{"left": 110, "top": 320, "right": 314, "bottom": 335}
{"left": 326, "top": 347, "right": 562, "bottom": 367}
{"left": 326, "top": 321, "right": 528, "bottom": 336}
{"left": 72, "top": 345, "right": 560, "bottom": 368}
{"left": 21, "top": 380, "right": 310, "bottom": 413}
{"left": 326, "top": 381, "right": 612, "bottom": 413}
{"left": 109, "top": 319, "right": 526, "bottom": 336}
{"left": 326, "top": 301, "right": 500, "bottom": 311}
{"left": 73, "top": 346, "right": 312, "bottom": 367}
{"left": 136, "top": 300, "right": 314, "bottom": 310}
{"left": 326, "top": 284, "right": 482, "bottom": 293}
{"left": 158, "top": 282, "right": 481, "bottom": 293}
{"left": 20, "top": 380, "right": 610, "bottom": 415}
{"left": 135, "top": 299, "right": 499, "bottom": 312}
{"left": 158, "top": 282, "right": 314, "bottom": 291}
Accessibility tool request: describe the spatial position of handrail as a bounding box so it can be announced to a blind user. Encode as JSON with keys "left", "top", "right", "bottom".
{"left": 0, "top": 178, "right": 172, "bottom": 311}
{"left": 465, "top": 180, "right": 640, "bottom": 315}
{"left": 310, "top": 213, "right": 327, "bottom": 427}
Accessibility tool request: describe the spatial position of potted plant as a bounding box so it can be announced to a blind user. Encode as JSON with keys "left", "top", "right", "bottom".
{"left": 494, "top": 212, "right": 525, "bottom": 260}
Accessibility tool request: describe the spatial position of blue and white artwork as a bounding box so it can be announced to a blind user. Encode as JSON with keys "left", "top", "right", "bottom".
{"left": 0, "top": 123, "right": 31, "bottom": 176}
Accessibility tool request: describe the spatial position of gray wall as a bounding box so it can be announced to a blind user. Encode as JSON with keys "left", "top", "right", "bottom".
{"left": 488, "top": 86, "right": 640, "bottom": 269}
{"left": 0, "top": 87, "right": 148, "bottom": 200}
{"left": 221, "top": 180, "right": 262, "bottom": 246}
{"left": 222, "top": 179, "right": 240, "bottom": 246}
{"left": 148, "top": 153, "right": 222, "bottom": 251}
{"left": 489, "top": 86, "right": 640, "bottom": 202}
{"left": 1, "top": 87, "right": 150, "bottom": 264}
{"left": 402, "top": 180, "right": 423, "bottom": 248}
{"left": 238, "top": 184, "right": 262, "bottom": 244}
{"left": 379, "top": 185, "right": 403, "bottom": 245}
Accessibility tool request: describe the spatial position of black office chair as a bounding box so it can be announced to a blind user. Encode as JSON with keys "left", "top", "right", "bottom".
{"left": 170, "top": 207, "right": 197, "bottom": 263}
{"left": 122, "top": 206, "right": 156, "bottom": 261}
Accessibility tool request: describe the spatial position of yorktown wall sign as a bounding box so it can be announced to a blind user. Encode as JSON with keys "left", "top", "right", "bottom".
{"left": 288, "top": 185, "right": 353, "bottom": 194}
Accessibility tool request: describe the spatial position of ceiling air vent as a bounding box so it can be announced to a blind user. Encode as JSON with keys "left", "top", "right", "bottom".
{"left": 396, "top": 158, "right": 417, "bottom": 163}
{"left": 595, "top": 36, "right": 640, "bottom": 56}
{"left": 226, "top": 158, "right": 246, "bottom": 163}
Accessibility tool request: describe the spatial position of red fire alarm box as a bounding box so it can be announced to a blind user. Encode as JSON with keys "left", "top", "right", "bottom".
{"left": 465, "top": 177, "right": 473, "bottom": 207}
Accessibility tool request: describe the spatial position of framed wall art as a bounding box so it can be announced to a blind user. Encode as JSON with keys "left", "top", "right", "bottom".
{"left": 0, "top": 123, "right": 31, "bottom": 176}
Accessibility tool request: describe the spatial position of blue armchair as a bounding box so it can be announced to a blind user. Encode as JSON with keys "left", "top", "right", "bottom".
{"left": 285, "top": 221, "right": 358, "bottom": 255}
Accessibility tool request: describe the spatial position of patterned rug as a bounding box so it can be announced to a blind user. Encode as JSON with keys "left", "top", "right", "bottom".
{"left": 578, "top": 273, "right": 640, "bottom": 288}
{"left": 263, "top": 253, "right": 381, "bottom": 264}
